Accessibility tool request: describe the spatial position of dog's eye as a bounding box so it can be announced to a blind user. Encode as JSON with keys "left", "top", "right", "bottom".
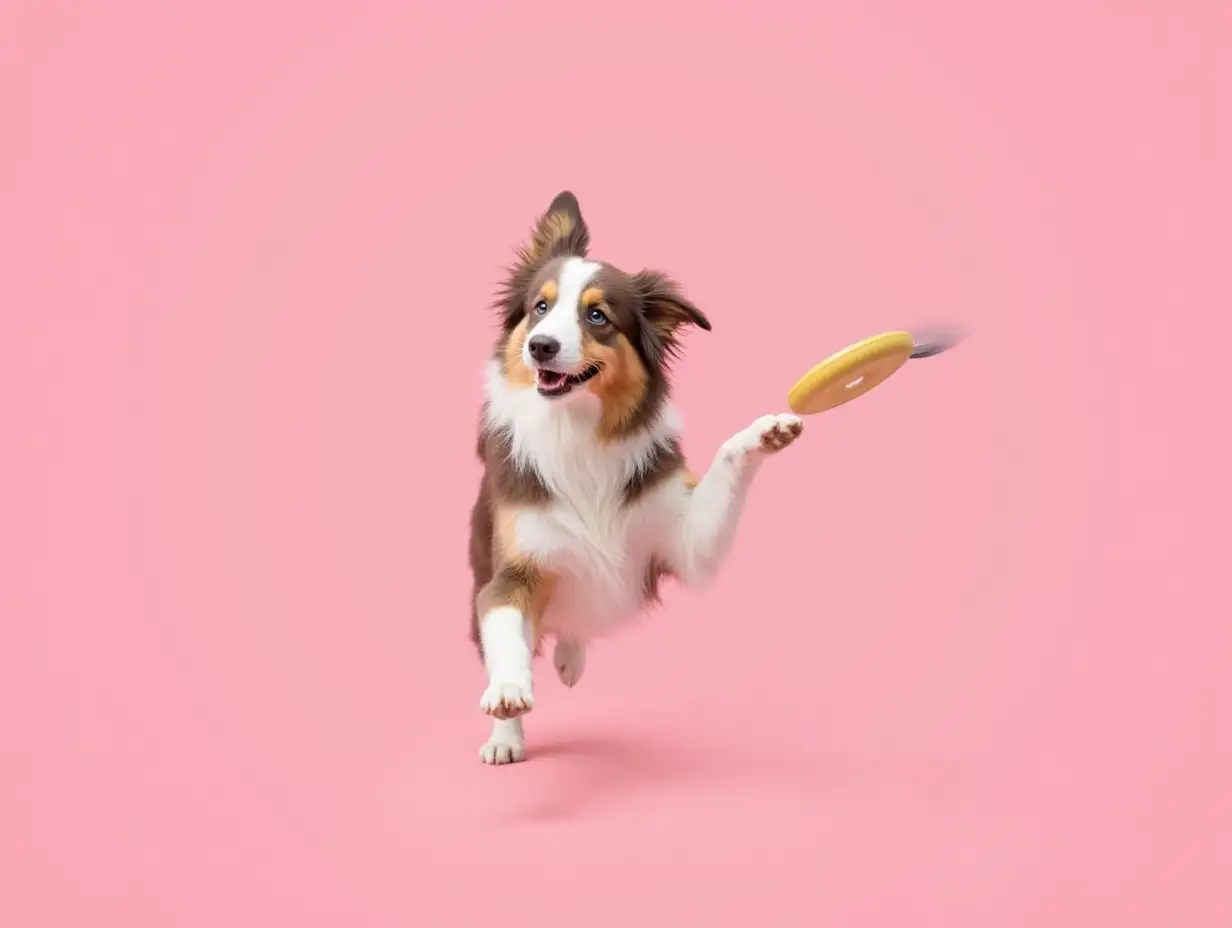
{"left": 587, "top": 308, "right": 608, "bottom": 325}
{"left": 534, "top": 300, "right": 550, "bottom": 315}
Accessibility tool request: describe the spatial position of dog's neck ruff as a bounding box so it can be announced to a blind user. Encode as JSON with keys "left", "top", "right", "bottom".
{"left": 482, "top": 360, "right": 680, "bottom": 496}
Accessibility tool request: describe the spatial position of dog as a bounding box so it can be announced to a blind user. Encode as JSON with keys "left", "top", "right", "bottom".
{"left": 469, "top": 191, "right": 804, "bottom": 764}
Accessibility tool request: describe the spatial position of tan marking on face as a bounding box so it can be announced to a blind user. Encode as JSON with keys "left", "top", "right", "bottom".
{"left": 502, "top": 318, "right": 535, "bottom": 388}
{"left": 681, "top": 470, "right": 700, "bottom": 490}
{"left": 540, "top": 279, "right": 558, "bottom": 303}
{"left": 584, "top": 332, "right": 649, "bottom": 440}
{"left": 581, "top": 287, "right": 604, "bottom": 309}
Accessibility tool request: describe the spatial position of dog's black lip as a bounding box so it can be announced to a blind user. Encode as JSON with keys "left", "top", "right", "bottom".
{"left": 567, "top": 364, "right": 601, "bottom": 385}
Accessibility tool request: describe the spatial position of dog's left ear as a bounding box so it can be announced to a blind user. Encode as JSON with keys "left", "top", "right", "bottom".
{"left": 633, "top": 269, "right": 712, "bottom": 367}
{"left": 496, "top": 191, "right": 592, "bottom": 331}
{"left": 634, "top": 269, "right": 712, "bottom": 337}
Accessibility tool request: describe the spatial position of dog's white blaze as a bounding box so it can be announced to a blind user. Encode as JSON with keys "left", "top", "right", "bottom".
{"left": 521, "top": 257, "right": 600, "bottom": 370}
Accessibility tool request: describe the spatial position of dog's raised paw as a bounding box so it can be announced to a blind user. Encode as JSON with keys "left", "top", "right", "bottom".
{"left": 730, "top": 413, "right": 803, "bottom": 455}
{"left": 756, "top": 413, "right": 803, "bottom": 452}
{"left": 722, "top": 414, "right": 805, "bottom": 459}
{"left": 721, "top": 414, "right": 802, "bottom": 459}
{"left": 480, "top": 681, "right": 534, "bottom": 719}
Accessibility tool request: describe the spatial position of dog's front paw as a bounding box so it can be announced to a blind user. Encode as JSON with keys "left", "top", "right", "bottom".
{"left": 479, "top": 721, "right": 526, "bottom": 765}
{"left": 754, "top": 413, "right": 804, "bottom": 452}
{"left": 480, "top": 680, "right": 534, "bottom": 719}
{"left": 723, "top": 413, "right": 804, "bottom": 458}
{"left": 553, "top": 638, "right": 586, "bottom": 688}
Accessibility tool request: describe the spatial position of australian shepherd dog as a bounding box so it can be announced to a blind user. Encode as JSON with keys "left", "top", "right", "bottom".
{"left": 470, "top": 191, "right": 804, "bottom": 764}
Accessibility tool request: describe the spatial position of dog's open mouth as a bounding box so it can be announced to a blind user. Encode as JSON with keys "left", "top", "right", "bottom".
{"left": 536, "top": 364, "right": 600, "bottom": 398}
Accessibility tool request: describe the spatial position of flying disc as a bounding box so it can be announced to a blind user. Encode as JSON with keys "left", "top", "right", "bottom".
{"left": 787, "top": 331, "right": 917, "bottom": 415}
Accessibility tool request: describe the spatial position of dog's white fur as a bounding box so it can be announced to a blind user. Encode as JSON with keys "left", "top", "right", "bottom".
{"left": 477, "top": 354, "right": 802, "bottom": 763}
{"left": 522, "top": 257, "right": 601, "bottom": 372}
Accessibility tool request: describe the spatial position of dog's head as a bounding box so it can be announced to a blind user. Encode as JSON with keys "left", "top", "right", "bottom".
{"left": 494, "top": 191, "right": 711, "bottom": 435}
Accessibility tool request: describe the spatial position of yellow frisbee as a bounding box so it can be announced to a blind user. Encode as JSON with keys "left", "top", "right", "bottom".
{"left": 787, "top": 331, "right": 917, "bottom": 415}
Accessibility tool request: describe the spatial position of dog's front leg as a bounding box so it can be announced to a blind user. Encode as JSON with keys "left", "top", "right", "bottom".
{"left": 476, "top": 563, "right": 547, "bottom": 764}
{"left": 674, "top": 414, "right": 803, "bottom": 586}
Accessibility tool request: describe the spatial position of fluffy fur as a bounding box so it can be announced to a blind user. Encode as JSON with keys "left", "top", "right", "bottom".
{"left": 469, "top": 191, "right": 803, "bottom": 764}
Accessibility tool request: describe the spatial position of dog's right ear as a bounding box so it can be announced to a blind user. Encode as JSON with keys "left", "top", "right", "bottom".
{"left": 495, "top": 191, "right": 591, "bottom": 331}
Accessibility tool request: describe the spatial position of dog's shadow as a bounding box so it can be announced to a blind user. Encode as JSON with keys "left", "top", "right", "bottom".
{"left": 502, "top": 729, "right": 827, "bottom": 823}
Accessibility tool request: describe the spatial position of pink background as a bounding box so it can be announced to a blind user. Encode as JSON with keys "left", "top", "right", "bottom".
{"left": 3, "top": 2, "right": 1229, "bottom": 925}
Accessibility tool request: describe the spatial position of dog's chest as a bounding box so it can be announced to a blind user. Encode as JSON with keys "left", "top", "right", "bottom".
{"left": 511, "top": 436, "right": 671, "bottom": 637}
{"left": 517, "top": 483, "right": 645, "bottom": 576}
{"left": 484, "top": 376, "right": 683, "bottom": 637}
{"left": 517, "top": 491, "right": 662, "bottom": 638}
{"left": 517, "top": 447, "right": 656, "bottom": 572}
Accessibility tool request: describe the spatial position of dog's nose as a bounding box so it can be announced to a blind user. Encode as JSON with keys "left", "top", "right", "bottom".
{"left": 527, "top": 335, "right": 561, "bottom": 363}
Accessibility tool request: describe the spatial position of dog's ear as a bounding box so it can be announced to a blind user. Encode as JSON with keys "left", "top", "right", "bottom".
{"left": 495, "top": 191, "right": 591, "bottom": 331}
{"left": 538, "top": 191, "right": 589, "bottom": 258}
{"left": 633, "top": 269, "right": 711, "bottom": 365}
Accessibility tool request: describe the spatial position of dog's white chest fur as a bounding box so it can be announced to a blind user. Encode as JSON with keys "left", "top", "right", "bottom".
{"left": 515, "top": 499, "right": 661, "bottom": 641}
{"left": 483, "top": 361, "right": 684, "bottom": 641}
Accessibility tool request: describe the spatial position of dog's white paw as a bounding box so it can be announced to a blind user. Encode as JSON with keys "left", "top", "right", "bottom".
{"left": 723, "top": 413, "right": 804, "bottom": 458}
{"left": 479, "top": 680, "right": 534, "bottom": 719}
{"left": 479, "top": 720, "right": 526, "bottom": 765}
{"left": 553, "top": 639, "right": 586, "bottom": 688}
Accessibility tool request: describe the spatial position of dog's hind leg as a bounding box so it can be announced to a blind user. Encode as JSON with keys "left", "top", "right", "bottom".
{"left": 553, "top": 637, "right": 586, "bottom": 688}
